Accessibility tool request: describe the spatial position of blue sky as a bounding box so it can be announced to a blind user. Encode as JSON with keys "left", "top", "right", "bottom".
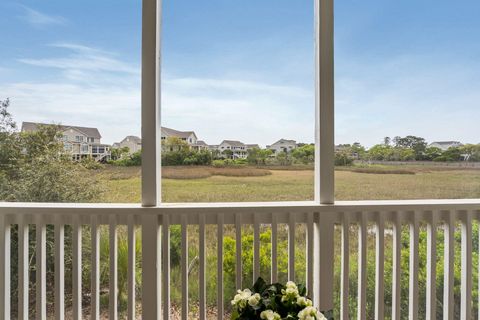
{"left": 1, "top": 0, "right": 479, "bottom": 147}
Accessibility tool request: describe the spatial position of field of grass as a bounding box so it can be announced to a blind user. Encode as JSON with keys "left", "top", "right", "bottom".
{"left": 96, "top": 164, "right": 480, "bottom": 203}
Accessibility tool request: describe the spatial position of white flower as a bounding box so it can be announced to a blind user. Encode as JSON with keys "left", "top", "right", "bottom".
{"left": 248, "top": 293, "right": 261, "bottom": 307}
{"left": 298, "top": 306, "right": 326, "bottom": 320}
{"left": 281, "top": 282, "right": 299, "bottom": 302}
{"left": 297, "top": 296, "right": 313, "bottom": 307}
{"left": 286, "top": 281, "right": 298, "bottom": 289}
{"left": 260, "top": 309, "right": 281, "bottom": 320}
{"left": 231, "top": 289, "right": 253, "bottom": 310}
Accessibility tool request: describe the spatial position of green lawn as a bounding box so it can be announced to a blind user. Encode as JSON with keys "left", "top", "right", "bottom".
{"left": 97, "top": 165, "right": 480, "bottom": 203}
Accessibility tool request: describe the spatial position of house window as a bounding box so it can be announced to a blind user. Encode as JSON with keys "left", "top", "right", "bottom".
{"left": 87, "top": 137, "right": 94, "bottom": 143}
{"left": 64, "top": 143, "right": 72, "bottom": 152}
{"left": 75, "top": 136, "right": 84, "bottom": 142}
{"left": 81, "top": 144, "right": 89, "bottom": 153}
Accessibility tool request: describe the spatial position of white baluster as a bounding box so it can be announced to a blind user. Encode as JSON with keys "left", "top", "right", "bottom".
{"left": 91, "top": 216, "right": 100, "bottom": 320}
{"left": 358, "top": 213, "right": 367, "bottom": 320}
{"left": 162, "top": 215, "right": 171, "bottom": 320}
{"left": 391, "top": 213, "right": 401, "bottom": 320}
{"left": 199, "top": 214, "right": 206, "bottom": 320}
{"left": 18, "top": 219, "right": 29, "bottom": 320}
{"left": 375, "top": 212, "right": 384, "bottom": 320}
{"left": 0, "top": 215, "right": 11, "bottom": 320}
{"left": 217, "top": 214, "right": 224, "bottom": 320}
{"left": 181, "top": 215, "right": 188, "bottom": 320}
{"left": 72, "top": 219, "right": 82, "bottom": 320}
{"left": 127, "top": 216, "right": 136, "bottom": 320}
{"left": 409, "top": 213, "right": 419, "bottom": 320}
{"left": 55, "top": 221, "right": 65, "bottom": 320}
{"left": 426, "top": 212, "right": 437, "bottom": 320}
{"left": 109, "top": 218, "right": 118, "bottom": 320}
{"left": 443, "top": 213, "right": 454, "bottom": 320}
{"left": 460, "top": 212, "right": 472, "bottom": 319}
{"left": 36, "top": 221, "right": 46, "bottom": 320}
{"left": 340, "top": 212, "right": 349, "bottom": 320}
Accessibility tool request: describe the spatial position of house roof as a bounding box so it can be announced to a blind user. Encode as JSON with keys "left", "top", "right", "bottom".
{"left": 246, "top": 144, "right": 260, "bottom": 149}
{"left": 122, "top": 135, "right": 142, "bottom": 144}
{"left": 161, "top": 126, "right": 197, "bottom": 139}
{"left": 220, "top": 140, "right": 246, "bottom": 147}
{"left": 194, "top": 140, "right": 207, "bottom": 146}
{"left": 430, "top": 141, "right": 462, "bottom": 146}
{"left": 21, "top": 122, "right": 102, "bottom": 139}
{"left": 270, "top": 138, "right": 296, "bottom": 146}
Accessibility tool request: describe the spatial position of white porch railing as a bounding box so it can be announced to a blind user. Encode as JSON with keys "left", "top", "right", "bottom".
{"left": 0, "top": 200, "right": 479, "bottom": 319}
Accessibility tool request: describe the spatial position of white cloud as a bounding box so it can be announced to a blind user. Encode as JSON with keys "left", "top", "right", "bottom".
{"left": 20, "top": 6, "right": 66, "bottom": 27}
{"left": 8, "top": 42, "right": 316, "bottom": 146}
{"left": 19, "top": 43, "right": 139, "bottom": 78}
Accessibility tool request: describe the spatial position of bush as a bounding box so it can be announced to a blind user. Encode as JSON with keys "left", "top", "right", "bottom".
{"left": 334, "top": 152, "right": 353, "bottom": 166}
{"left": 80, "top": 157, "right": 104, "bottom": 170}
{"left": 112, "top": 151, "right": 142, "bottom": 166}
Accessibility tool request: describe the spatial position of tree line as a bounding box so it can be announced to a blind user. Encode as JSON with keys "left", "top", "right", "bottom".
{"left": 337, "top": 135, "right": 480, "bottom": 163}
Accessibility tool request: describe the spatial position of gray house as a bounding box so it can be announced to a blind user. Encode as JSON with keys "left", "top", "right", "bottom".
{"left": 114, "top": 136, "right": 142, "bottom": 154}
{"left": 267, "top": 139, "right": 297, "bottom": 154}
{"left": 21, "top": 122, "right": 111, "bottom": 161}
{"left": 429, "top": 141, "right": 463, "bottom": 151}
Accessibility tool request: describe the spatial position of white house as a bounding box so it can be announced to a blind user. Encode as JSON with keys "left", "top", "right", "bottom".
{"left": 161, "top": 127, "right": 198, "bottom": 145}
{"left": 114, "top": 136, "right": 142, "bottom": 154}
{"left": 429, "top": 141, "right": 463, "bottom": 151}
{"left": 21, "top": 122, "right": 111, "bottom": 161}
{"left": 267, "top": 139, "right": 297, "bottom": 154}
{"left": 214, "top": 140, "right": 258, "bottom": 159}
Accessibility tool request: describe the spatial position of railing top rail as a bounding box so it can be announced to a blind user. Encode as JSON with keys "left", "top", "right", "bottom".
{"left": 0, "top": 199, "right": 479, "bottom": 214}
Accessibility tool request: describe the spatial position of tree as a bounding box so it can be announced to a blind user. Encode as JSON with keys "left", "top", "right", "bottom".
{"left": 275, "top": 151, "right": 292, "bottom": 166}
{"left": 424, "top": 147, "right": 443, "bottom": 161}
{"left": 0, "top": 99, "right": 102, "bottom": 202}
{"left": 459, "top": 144, "right": 480, "bottom": 162}
{"left": 111, "top": 146, "right": 130, "bottom": 160}
{"left": 162, "top": 136, "right": 189, "bottom": 152}
{"left": 383, "top": 136, "right": 391, "bottom": 146}
{"left": 367, "top": 144, "right": 393, "bottom": 161}
{"left": 292, "top": 144, "right": 315, "bottom": 164}
{"left": 392, "top": 135, "right": 427, "bottom": 160}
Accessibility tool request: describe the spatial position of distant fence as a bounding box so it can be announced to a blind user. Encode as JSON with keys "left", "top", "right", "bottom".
{"left": 355, "top": 160, "right": 480, "bottom": 168}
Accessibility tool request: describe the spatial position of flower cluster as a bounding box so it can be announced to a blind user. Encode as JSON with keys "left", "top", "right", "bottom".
{"left": 231, "top": 278, "right": 327, "bottom": 320}
{"left": 298, "top": 306, "right": 326, "bottom": 320}
{"left": 231, "top": 288, "right": 261, "bottom": 311}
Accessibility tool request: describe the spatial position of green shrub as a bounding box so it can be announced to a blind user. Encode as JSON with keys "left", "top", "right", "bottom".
{"left": 334, "top": 152, "right": 353, "bottom": 166}
{"left": 112, "top": 151, "right": 142, "bottom": 166}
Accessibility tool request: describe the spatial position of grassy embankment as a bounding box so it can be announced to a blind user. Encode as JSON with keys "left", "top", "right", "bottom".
{"left": 96, "top": 164, "right": 480, "bottom": 203}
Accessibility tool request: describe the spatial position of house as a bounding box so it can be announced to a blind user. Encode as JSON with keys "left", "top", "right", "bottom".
{"left": 267, "top": 139, "right": 297, "bottom": 154}
{"left": 21, "top": 122, "right": 111, "bottom": 161}
{"left": 115, "top": 127, "right": 202, "bottom": 153}
{"left": 429, "top": 141, "right": 463, "bottom": 151}
{"left": 161, "top": 127, "right": 198, "bottom": 145}
{"left": 214, "top": 140, "right": 258, "bottom": 159}
{"left": 191, "top": 140, "right": 209, "bottom": 151}
{"left": 114, "top": 136, "right": 142, "bottom": 154}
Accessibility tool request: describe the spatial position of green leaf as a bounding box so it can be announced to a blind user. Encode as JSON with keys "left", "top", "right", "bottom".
{"left": 253, "top": 277, "right": 267, "bottom": 293}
